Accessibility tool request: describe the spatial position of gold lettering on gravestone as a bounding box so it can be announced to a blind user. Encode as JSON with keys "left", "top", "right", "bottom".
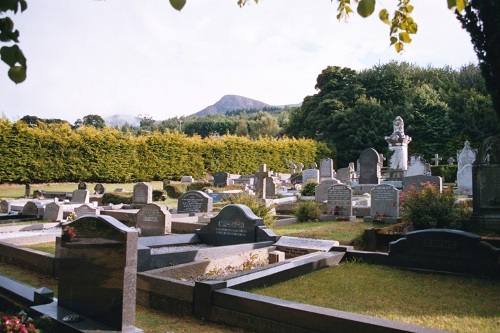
{"left": 215, "top": 220, "right": 246, "bottom": 236}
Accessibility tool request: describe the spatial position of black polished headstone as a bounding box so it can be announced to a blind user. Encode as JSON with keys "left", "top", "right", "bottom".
{"left": 57, "top": 215, "right": 139, "bottom": 331}
{"left": 359, "top": 148, "right": 380, "bottom": 184}
{"left": 177, "top": 190, "right": 213, "bottom": 213}
{"left": 197, "top": 204, "right": 276, "bottom": 246}
{"left": 213, "top": 172, "right": 229, "bottom": 188}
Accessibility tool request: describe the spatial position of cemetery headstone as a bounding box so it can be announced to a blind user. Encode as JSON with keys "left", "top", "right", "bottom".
{"left": 197, "top": 204, "right": 276, "bottom": 246}
{"left": 406, "top": 154, "right": 429, "bottom": 177}
{"left": 389, "top": 229, "right": 500, "bottom": 277}
{"left": 57, "top": 215, "right": 139, "bottom": 331}
{"left": 22, "top": 201, "right": 44, "bottom": 217}
{"left": 315, "top": 178, "right": 341, "bottom": 202}
{"left": 470, "top": 136, "right": 500, "bottom": 230}
{"left": 302, "top": 169, "right": 320, "bottom": 185}
{"left": 297, "top": 163, "right": 304, "bottom": 172}
{"left": 431, "top": 153, "right": 442, "bottom": 166}
{"left": 359, "top": 148, "right": 380, "bottom": 184}
{"left": 254, "top": 164, "right": 270, "bottom": 199}
{"left": 94, "top": 183, "right": 106, "bottom": 195}
{"left": 310, "top": 162, "right": 317, "bottom": 169}
{"left": 1, "top": 200, "right": 11, "bottom": 214}
{"left": 290, "top": 163, "right": 296, "bottom": 174}
{"left": 75, "top": 204, "right": 100, "bottom": 217}
{"left": 137, "top": 203, "right": 171, "bottom": 236}
{"left": 181, "top": 176, "right": 194, "bottom": 183}
{"left": 368, "top": 184, "right": 400, "bottom": 222}
{"left": 336, "top": 167, "right": 354, "bottom": 185}
{"left": 71, "top": 189, "right": 90, "bottom": 204}
{"left": 78, "top": 181, "right": 88, "bottom": 190}
{"left": 274, "top": 236, "right": 339, "bottom": 258}
{"left": 24, "top": 183, "right": 30, "bottom": 198}
{"left": 265, "top": 176, "right": 277, "bottom": 198}
{"left": 177, "top": 190, "right": 213, "bottom": 214}
{"left": 457, "top": 141, "right": 477, "bottom": 196}
{"left": 402, "top": 175, "right": 443, "bottom": 193}
{"left": 43, "top": 202, "right": 63, "bottom": 222}
{"left": 213, "top": 172, "right": 229, "bottom": 188}
{"left": 385, "top": 116, "right": 411, "bottom": 172}
{"left": 447, "top": 157, "right": 455, "bottom": 165}
{"left": 133, "top": 182, "right": 152, "bottom": 205}
{"left": 319, "top": 158, "right": 334, "bottom": 181}
{"left": 327, "top": 184, "right": 355, "bottom": 220}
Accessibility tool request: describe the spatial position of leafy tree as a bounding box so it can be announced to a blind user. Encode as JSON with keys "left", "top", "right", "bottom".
{"left": 0, "top": 0, "right": 27, "bottom": 84}
{"left": 247, "top": 111, "right": 280, "bottom": 138}
{"left": 81, "top": 114, "right": 106, "bottom": 129}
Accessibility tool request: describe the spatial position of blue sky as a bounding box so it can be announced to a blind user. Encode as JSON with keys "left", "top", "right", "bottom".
{"left": 0, "top": 0, "right": 477, "bottom": 124}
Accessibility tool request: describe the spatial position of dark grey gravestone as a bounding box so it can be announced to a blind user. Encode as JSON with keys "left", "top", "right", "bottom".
{"left": 1, "top": 200, "right": 11, "bottom": 213}
{"left": 25, "top": 183, "right": 31, "bottom": 198}
{"left": 213, "top": 172, "right": 229, "bottom": 188}
{"left": 265, "top": 176, "right": 277, "bottom": 198}
{"left": 57, "top": 215, "right": 139, "bottom": 331}
{"left": 94, "top": 183, "right": 106, "bottom": 195}
{"left": 137, "top": 203, "right": 171, "bottom": 236}
{"left": 370, "top": 184, "right": 400, "bottom": 219}
{"left": 389, "top": 229, "right": 500, "bottom": 277}
{"left": 197, "top": 204, "right": 276, "bottom": 246}
{"left": 470, "top": 136, "right": 500, "bottom": 230}
{"left": 74, "top": 204, "right": 100, "bottom": 217}
{"left": 290, "top": 173, "right": 302, "bottom": 185}
{"left": 359, "top": 148, "right": 380, "bottom": 185}
{"left": 177, "top": 190, "right": 213, "bottom": 213}
{"left": 22, "top": 201, "right": 44, "bottom": 217}
{"left": 78, "top": 181, "right": 88, "bottom": 190}
{"left": 327, "top": 184, "right": 354, "bottom": 220}
{"left": 402, "top": 175, "right": 443, "bottom": 193}
{"left": 71, "top": 189, "right": 90, "bottom": 204}
{"left": 43, "top": 202, "right": 63, "bottom": 222}
{"left": 133, "top": 182, "right": 152, "bottom": 205}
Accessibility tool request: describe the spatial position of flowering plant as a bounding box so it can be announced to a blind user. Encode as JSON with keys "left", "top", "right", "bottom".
{"left": 61, "top": 226, "right": 76, "bottom": 242}
{"left": 0, "top": 313, "right": 39, "bottom": 333}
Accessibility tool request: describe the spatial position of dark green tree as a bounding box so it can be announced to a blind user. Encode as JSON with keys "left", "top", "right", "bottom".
{"left": 81, "top": 114, "right": 106, "bottom": 129}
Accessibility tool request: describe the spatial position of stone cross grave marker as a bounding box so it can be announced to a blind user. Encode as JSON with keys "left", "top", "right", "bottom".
{"left": 370, "top": 184, "right": 400, "bottom": 220}
{"left": 177, "top": 190, "right": 213, "bottom": 214}
{"left": 431, "top": 153, "right": 442, "bottom": 166}
{"left": 297, "top": 163, "right": 304, "bottom": 172}
{"left": 359, "top": 148, "right": 380, "bottom": 184}
{"left": 327, "top": 184, "right": 355, "bottom": 220}
{"left": 133, "top": 182, "right": 152, "bottom": 205}
{"left": 57, "top": 215, "right": 139, "bottom": 331}
{"left": 254, "top": 164, "right": 270, "bottom": 199}
{"left": 43, "top": 202, "right": 63, "bottom": 222}
{"left": 137, "top": 203, "right": 171, "bottom": 236}
{"left": 197, "top": 204, "right": 276, "bottom": 246}
{"left": 290, "top": 163, "right": 296, "bottom": 174}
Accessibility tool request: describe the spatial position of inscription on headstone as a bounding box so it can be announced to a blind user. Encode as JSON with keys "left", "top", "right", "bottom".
{"left": 327, "top": 184, "right": 353, "bottom": 219}
{"left": 74, "top": 204, "right": 100, "bottom": 217}
{"left": 137, "top": 203, "right": 171, "bottom": 236}
{"left": 133, "top": 182, "right": 152, "bottom": 205}
{"left": 177, "top": 190, "right": 213, "bottom": 213}
{"left": 370, "top": 184, "right": 400, "bottom": 218}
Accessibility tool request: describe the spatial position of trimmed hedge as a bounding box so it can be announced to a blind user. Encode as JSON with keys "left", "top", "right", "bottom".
{"left": 0, "top": 119, "right": 327, "bottom": 183}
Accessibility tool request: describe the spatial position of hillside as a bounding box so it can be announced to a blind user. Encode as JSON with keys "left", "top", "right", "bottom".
{"left": 191, "top": 95, "right": 272, "bottom": 117}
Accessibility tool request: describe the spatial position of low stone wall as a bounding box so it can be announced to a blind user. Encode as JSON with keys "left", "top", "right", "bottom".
{"left": 0, "top": 241, "right": 55, "bottom": 276}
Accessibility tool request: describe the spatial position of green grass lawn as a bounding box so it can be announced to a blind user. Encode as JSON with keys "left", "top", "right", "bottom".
{"left": 252, "top": 260, "right": 500, "bottom": 333}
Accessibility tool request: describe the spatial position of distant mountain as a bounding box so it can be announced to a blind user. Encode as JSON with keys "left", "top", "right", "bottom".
{"left": 105, "top": 114, "right": 141, "bottom": 128}
{"left": 191, "top": 95, "right": 280, "bottom": 117}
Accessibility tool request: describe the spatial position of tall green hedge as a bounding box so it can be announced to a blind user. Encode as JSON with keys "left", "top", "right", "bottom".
{"left": 0, "top": 119, "right": 326, "bottom": 183}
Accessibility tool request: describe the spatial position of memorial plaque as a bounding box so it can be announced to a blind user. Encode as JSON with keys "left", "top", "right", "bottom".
{"left": 389, "top": 229, "right": 500, "bottom": 277}
{"left": 43, "top": 202, "right": 63, "bottom": 221}
{"left": 177, "top": 190, "right": 213, "bottom": 213}
{"left": 74, "top": 204, "right": 99, "bottom": 217}
{"left": 133, "top": 182, "right": 152, "bottom": 204}
{"left": 137, "top": 203, "right": 171, "bottom": 236}
{"left": 327, "top": 184, "right": 353, "bottom": 217}
{"left": 57, "top": 215, "right": 139, "bottom": 331}
{"left": 370, "top": 184, "right": 400, "bottom": 218}
{"left": 71, "top": 189, "right": 90, "bottom": 204}
{"left": 197, "top": 204, "right": 276, "bottom": 246}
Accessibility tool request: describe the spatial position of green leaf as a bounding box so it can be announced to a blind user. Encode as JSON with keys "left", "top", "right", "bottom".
{"left": 395, "top": 42, "right": 403, "bottom": 53}
{"left": 0, "top": 45, "right": 26, "bottom": 67}
{"left": 357, "top": 0, "right": 375, "bottom": 18}
{"left": 399, "top": 32, "right": 412, "bottom": 43}
{"left": 379, "top": 9, "right": 390, "bottom": 25}
{"left": 390, "top": 36, "right": 398, "bottom": 46}
{"left": 169, "top": 0, "right": 186, "bottom": 11}
{"left": 447, "top": 0, "right": 456, "bottom": 9}
{"left": 8, "top": 65, "right": 26, "bottom": 84}
{"left": 406, "top": 5, "right": 414, "bottom": 13}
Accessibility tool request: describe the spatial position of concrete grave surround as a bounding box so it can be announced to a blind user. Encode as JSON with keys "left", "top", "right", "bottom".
{"left": 56, "top": 215, "right": 139, "bottom": 331}
{"left": 302, "top": 169, "right": 320, "bottom": 185}
{"left": 359, "top": 148, "right": 380, "bottom": 184}
{"left": 326, "top": 184, "right": 354, "bottom": 220}
{"left": 314, "top": 178, "right": 341, "bottom": 202}
{"left": 74, "top": 203, "right": 100, "bottom": 217}
{"left": 197, "top": 204, "right": 276, "bottom": 246}
{"left": 457, "top": 141, "right": 477, "bottom": 196}
{"left": 370, "top": 184, "right": 400, "bottom": 218}
{"left": 71, "top": 189, "right": 90, "bottom": 204}
{"left": 213, "top": 172, "right": 229, "bottom": 188}
{"left": 402, "top": 175, "right": 443, "bottom": 193}
{"left": 177, "top": 190, "right": 213, "bottom": 214}
{"left": 137, "top": 203, "right": 171, "bottom": 236}
{"left": 43, "top": 202, "right": 63, "bottom": 222}
{"left": 133, "top": 182, "right": 152, "bottom": 205}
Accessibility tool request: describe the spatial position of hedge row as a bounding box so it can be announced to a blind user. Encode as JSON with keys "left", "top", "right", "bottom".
{"left": 0, "top": 119, "right": 330, "bottom": 183}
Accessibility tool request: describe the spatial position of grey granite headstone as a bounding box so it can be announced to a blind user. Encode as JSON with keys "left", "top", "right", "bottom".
{"left": 197, "top": 204, "right": 276, "bottom": 246}
{"left": 359, "top": 148, "right": 380, "bottom": 184}
{"left": 133, "top": 182, "right": 152, "bottom": 205}
{"left": 57, "top": 215, "right": 139, "bottom": 331}
{"left": 402, "top": 175, "right": 443, "bottom": 193}
{"left": 94, "top": 183, "right": 106, "bottom": 195}
{"left": 319, "top": 158, "right": 334, "bottom": 181}
{"left": 136, "top": 203, "right": 171, "bottom": 236}
{"left": 302, "top": 169, "right": 320, "bottom": 184}
{"left": 314, "top": 178, "right": 341, "bottom": 202}
{"left": 177, "top": 190, "right": 213, "bottom": 213}
{"left": 78, "top": 181, "right": 88, "bottom": 190}
{"left": 389, "top": 229, "right": 500, "bottom": 277}
{"left": 71, "top": 189, "right": 90, "bottom": 204}
{"left": 213, "top": 172, "right": 229, "bottom": 188}
{"left": 75, "top": 204, "right": 100, "bottom": 217}
{"left": 1, "top": 200, "right": 11, "bottom": 213}
{"left": 370, "top": 184, "right": 400, "bottom": 219}
{"left": 22, "top": 201, "right": 44, "bottom": 217}
{"left": 327, "top": 184, "right": 354, "bottom": 220}
{"left": 43, "top": 202, "right": 63, "bottom": 222}
{"left": 265, "top": 176, "right": 277, "bottom": 198}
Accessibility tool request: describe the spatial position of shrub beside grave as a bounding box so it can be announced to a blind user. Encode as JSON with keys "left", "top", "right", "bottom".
{"left": 152, "top": 189, "right": 166, "bottom": 201}
{"left": 294, "top": 201, "right": 321, "bottom": 222}
{"left": 101, "top": 192, "right": 133, "bottom": 205}
{"left": 164, "top": 184, "right": 188, "bottom": 198}
{"left": 222, "top": 192, "right": 276, "bottom": 227}
{"left": 430, "top": 165, "right": 457, "bottom": 183}
{"left": 301, "top": 182, "right": 317, "bottom": 196}
{"left": 186, "top": 182, "right": 213, "bottom": 191}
